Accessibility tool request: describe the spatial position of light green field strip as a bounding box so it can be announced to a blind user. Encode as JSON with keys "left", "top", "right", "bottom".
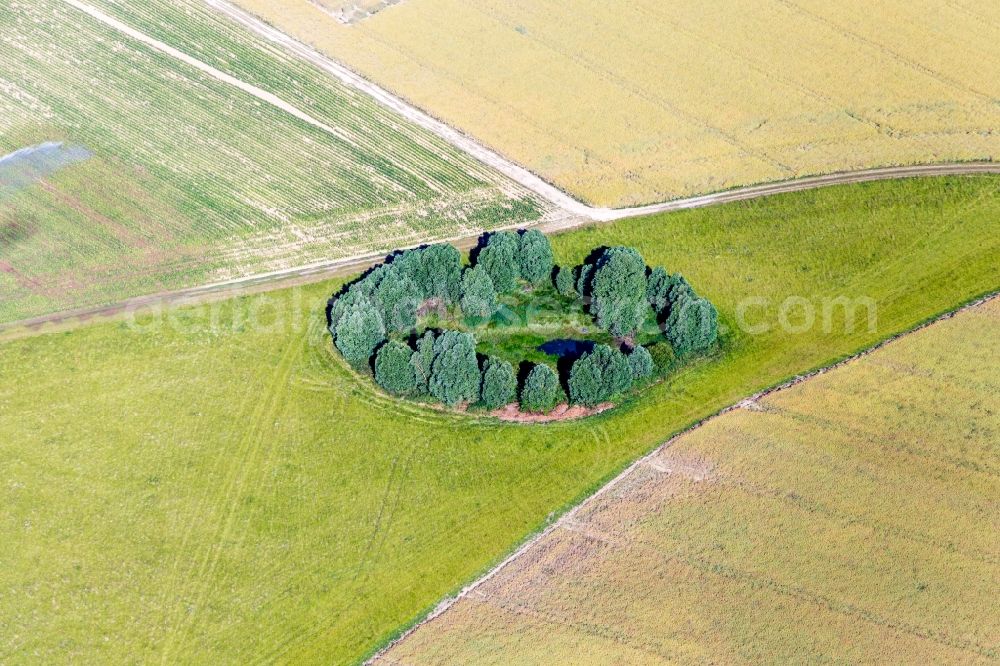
{"left": 0, "top": 0, "right": 541, "bottom": 325}
{"left": 377, "top": 298, "right": 999, "bottom": 664}
{"left": 1, "top": 177, "right": 997, "bottom": 664}
{"left": 60, "top": 0, "right": 362, "bottom": 145}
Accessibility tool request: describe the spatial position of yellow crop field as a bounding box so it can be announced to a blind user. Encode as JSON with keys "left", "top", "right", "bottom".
{"left": 377, "top": 298, "right": 1000, "bottom": 664}
{"left": 232, "top": 0, "right": 1000, "bottom": 207}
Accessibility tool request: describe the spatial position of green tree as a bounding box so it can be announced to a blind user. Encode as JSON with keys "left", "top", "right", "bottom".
{"left": 480, "top": 356, "right": 517, "bottom": 409}
{"left": 664, "top": 274, "right": 693, "bottom": 312}
{"left": 373, "top": 266, "right": 421, "bottom": 333}
{"left": 348, "top": 264, "right": 389, "bottom": 301}
{"left": 328, "top": 285, "right": 367, "bottom": 334}
{"left": 646, "top": 340, "right": 676, "bottom": 372}
{"left": 429, "top": 331, "right": 481, "bottom": 405}
{"left": 518, "top": 229, "right": 554, "bottom": 283}
{"left": 628, "top": 345, "right": 655, "bottom": 379}
{"left": 600, "top": 345, "right": 634, "bottom": 395}
{"left": 554, "top": 265, "right": 577, "bottom": 298}
{"left": 421, "top": 243, "right": 463, "bottom": 302}
{"left": 374, "top": 340, "right": 418, "bottom": 395}
{"left": 567, "top": 353, "right": 604, "bottom": 406}
{"left": 646, "top": 267, "right": 674, "bottom": 312}
{"left": 520, "top": 363, "right": 564, "bottom": 413}
{"left": 476, "top": 231, "right": 519, "bottom": 292}
{"left": 664, "top": 293, "right": 719, "bottom": 355}
{"left": 334, "top": 296, "right": 386, "bottom": 368}
{"left": 409, "top": 329, "right": 436, "bottom": 395}
{"left": 460, "top": 266, "right": 498, "bottom": 318}
{"left": 389, "top": 249, "right": 428, "bottom": 297}
{"left": 568, "top": 344, "right": 632, "bottom": 406}
{"left": 590, "top": 247, "right": 650, "bottom": 337}
{"left": 575, "top": 263, "right": 593, "bottom": 299}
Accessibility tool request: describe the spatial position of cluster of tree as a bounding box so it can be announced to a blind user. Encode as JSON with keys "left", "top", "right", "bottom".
{"left": 330, "top": 231, "right": 555, "bottom": 370}
{"left": 464, "top": 229, "right": 555, "bottom": 318}
{"left": 372, "top": 330, "right": 482, "bottom": 405}
{"left": 567, "top": 343, "right": 654, "bottom": 407}
{"left": 645, "top": 267, "right": 719, "bottom": 355}
{"left": 372, "top": 328, "right": 564, "bottom": 413}
{"left": 552, "top": 246, "right": 719, "bottom": 355}
{"left": 328, "top": 232, "right": 718, "bottom": 417}
{"left": 373, "top": 329, "right": 657, "bottom": 412}
{"left": 329, "top": 242, "right": 463, "bottom": 367}
{"left": 328, "top": 230, "right": 563, "bottom": 411}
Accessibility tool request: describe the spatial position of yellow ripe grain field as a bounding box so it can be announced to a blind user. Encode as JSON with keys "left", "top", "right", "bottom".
{"left": 377, "top": 297, "right": 1000, "bottom": 664}
{"left": 232, "top": 0, "right": 1000, "bottom": 207}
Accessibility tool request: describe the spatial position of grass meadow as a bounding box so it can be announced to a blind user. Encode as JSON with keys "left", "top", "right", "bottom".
{"left": 1, "top": 176, "right": 998, "bottom": 663}
{"left": 379, "top": 298, "right": 999, "bottom": 664}
{"left": 233, "top": 0, "right": 1000, "bottom": 207}
{"left": 0, "top": 0, "right": 539, "bottom": 325}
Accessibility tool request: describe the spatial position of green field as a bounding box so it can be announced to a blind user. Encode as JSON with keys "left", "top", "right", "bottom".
{"left": 378, "top": 297, "right": 1000, "bottom": 664}
{"left": 0, "top": 0, "right": 540, "bottom": 324}
{"left": 1, "top": 176, "right": 998, "bottom": 663}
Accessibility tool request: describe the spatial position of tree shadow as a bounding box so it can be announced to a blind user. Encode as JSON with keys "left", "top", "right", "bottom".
{"left": 574, "top": 245, "right": 608, "bottom": 311}
{"left": 548, "top": 263, "right": 561, "bottom": 289}
{"left": 469, "top": 232, "right": 492, "bottom": 267}
{"left": 516, "top": 359, "right": 535, "bottom": 389}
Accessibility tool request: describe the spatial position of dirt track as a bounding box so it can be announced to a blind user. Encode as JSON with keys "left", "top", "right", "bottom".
{"left": 62, "top": 0, "right": 1000, "bottom": 223}
{"left": 201, "top": 0, "right": 1000, "bottom": 221}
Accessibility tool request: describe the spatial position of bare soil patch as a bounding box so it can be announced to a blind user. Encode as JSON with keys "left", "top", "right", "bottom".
{"left": 490, "top": 401, "right": 613, "bottom": 423}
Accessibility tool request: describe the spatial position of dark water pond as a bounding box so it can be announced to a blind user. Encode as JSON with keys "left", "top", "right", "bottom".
{"left": 0, "top": 142, "right": 92, "bottom": 195}
{"left": 537, "top": 338, "right": 595, "bottom": 358}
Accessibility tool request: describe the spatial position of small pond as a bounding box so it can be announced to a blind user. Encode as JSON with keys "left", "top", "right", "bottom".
{"left": 537, "top": 338, "right": 595, "bottom": 359}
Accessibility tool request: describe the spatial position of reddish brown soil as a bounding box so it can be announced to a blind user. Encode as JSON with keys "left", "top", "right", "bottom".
{"left": 37, "top": 181, "right": 150, "bottom": 249}
{"left": 490, "top": 401, "right": 613, "bottom": 423}
{"left": 417, "top": 297, "right": 446, "bottom": 318}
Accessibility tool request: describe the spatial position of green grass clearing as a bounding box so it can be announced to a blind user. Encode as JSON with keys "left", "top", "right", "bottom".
{"left": 414, "top": 283, "right": 665, "bottom": 369}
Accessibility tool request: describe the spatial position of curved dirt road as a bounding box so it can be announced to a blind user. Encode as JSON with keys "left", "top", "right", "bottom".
{"left": 201, "top": 0, "right": 999, "bottom": 221}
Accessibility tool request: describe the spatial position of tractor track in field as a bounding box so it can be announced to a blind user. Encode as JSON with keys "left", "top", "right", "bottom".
{"left": 5, "top": 0, "right": 999, "bottom": 342}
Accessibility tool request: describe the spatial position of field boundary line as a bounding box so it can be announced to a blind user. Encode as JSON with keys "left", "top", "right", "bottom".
{"left": 200, "top": 0, "right": 592, "bottom": 216}
{"left": 0, "top": 215, "right": 548, "bottom": 342}
{"left": 363, "top": 289, "right": 1000, "bottom": 665}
